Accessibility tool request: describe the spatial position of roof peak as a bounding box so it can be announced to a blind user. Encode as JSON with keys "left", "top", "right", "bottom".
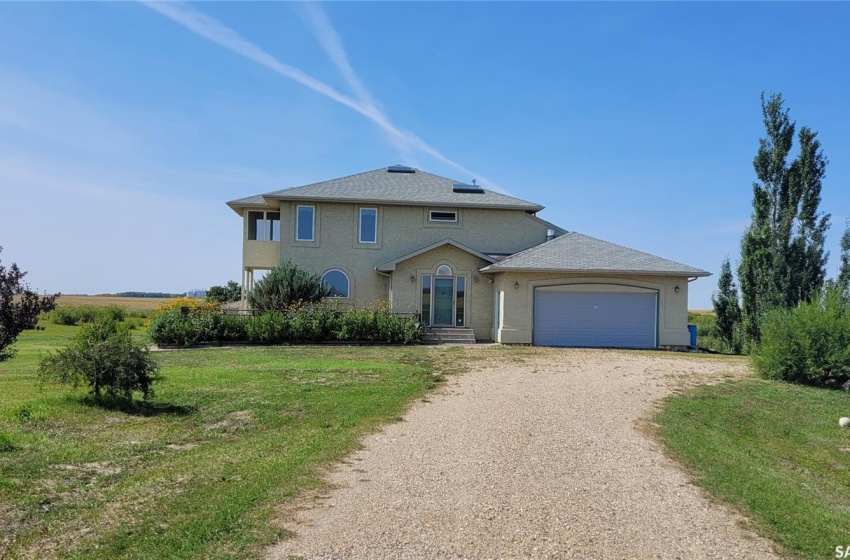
{"left": 227, "top": 166, "right": 544, "bottom": 212}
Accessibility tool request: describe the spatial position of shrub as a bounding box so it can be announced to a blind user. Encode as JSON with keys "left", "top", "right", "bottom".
{"left": 245, "top": 312, "right": 288, "bottom": 343}
{"left": 39, "top": 318, "right": 160, "bottom": 402}
{"left": 149, "top": 297, "right": 220, "bottom": 321}
{"left": 51, "top": 304, "right": 126, "bottom": 326}
{"left": 148, "top": 301, "right": 423, "bottom": 345}
{"left": 753, "top": 287, "right": 850, "bottom": 387}
{"left": 248, "top": 261, "right": 331, "bottom": 313}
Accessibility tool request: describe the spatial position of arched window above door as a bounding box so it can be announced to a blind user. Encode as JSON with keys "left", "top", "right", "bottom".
{"left": 436, "top": 265, "right": 452, "bottom": 276}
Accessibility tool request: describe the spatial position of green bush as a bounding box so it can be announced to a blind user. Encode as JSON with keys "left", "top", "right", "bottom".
{"left": 207, "top": 280, "right": 241, "bottom": 304}
{"left": 39, "top": 318, "right": 160, "bottom": 402}
{"left": 147, "top": 303, "right": 424, "bottom": 346}
{"left": 753, "top": 287, "right": 850, "bottom": 387}
{"left": 247, "top": 261, "right": 331, "bottom": 312}
{"left": 51, "top": 304, "right": 126, "bottom": 326}
{"left": 245, "top": 312, "right": 288, "bottom": 343}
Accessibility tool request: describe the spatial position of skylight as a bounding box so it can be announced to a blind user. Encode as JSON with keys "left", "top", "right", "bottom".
{"left": 452, "top": 182, "right": 484, "bottom": 193}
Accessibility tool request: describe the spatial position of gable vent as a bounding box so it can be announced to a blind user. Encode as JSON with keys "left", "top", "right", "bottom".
{"left": 387, "top": 165, "right": 415, "bottom": 173}
{"left": 452, "top": 181, "right": 484, "bottom": 193}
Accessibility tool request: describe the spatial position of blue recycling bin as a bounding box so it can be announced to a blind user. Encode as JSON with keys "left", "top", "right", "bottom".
{"left": 687, "top": 324, "right": 697, "bottom": 347}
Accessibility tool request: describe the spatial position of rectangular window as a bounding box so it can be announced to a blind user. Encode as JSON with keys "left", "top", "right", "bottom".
{"left": 456, "top": 276, "right": 465, "bottom": 326}
{"left": 296, "top": 205, "right": 315, "bottom": 241}
{"left": 267, "top": 212, "right": 280, "bottom": 241}
{"left": 429, "top": 210, "right": 457, "bottom": 222}
{"left": 248, "top": 211, "right": 279, "bottom": 241}
{"left": 248, "top": 211, "right": 264, "bottom": 241}
{"left": 359, "top": 208, "right": 377, "bottom": 243}
{"left": 421, "top": 275, "right": 431, "bottom": 327}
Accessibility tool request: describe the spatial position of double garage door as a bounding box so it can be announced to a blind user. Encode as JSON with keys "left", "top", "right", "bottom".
{"left": 533, "top": 289, "right": 657, "bottom": 348}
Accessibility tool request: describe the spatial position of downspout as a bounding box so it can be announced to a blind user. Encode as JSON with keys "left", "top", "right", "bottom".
{"left": 374, "top": 268, "right": 392, "bottom": 305}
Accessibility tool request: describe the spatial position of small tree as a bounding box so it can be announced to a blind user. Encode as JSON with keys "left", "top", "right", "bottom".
{"left": 207, "top": 280, "right": 241, "bottom": 304}
{"left": 39, "top": 318, "right": 159, "bottom": 402}
{"left": 0, "top": 247, "right": 59, "bottom": 361}
{"left": 247, "top": 261, "right": 331, "bottom": 313}
{"left": 712, "top": 256, "right": 742, "bottom": 353}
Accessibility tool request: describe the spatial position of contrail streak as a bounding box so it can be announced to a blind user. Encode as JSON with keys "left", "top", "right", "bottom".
{"left": 295, "top": 2, "right": 419, "bottom": 166}
{"left": 141, "top": 1, "right": 503, "bottom": 191}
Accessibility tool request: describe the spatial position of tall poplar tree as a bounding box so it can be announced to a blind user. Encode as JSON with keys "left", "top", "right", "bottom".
{"left": 738, "top": 92, "right": 830, "bottom": 343}
{"left": 838, "top": 221, "right": 850, "bottom": 294}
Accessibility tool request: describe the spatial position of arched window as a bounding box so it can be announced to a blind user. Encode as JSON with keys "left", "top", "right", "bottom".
{"left": 322, "top": 269, "right": 350, "bottom": 298}
{"left": 436, "top": 265, "right": 453, "bottom": 276}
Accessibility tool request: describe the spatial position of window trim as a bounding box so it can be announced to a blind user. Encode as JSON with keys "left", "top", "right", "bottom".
{"left": 429, "top": 210, "right": 458, "bottom": 223}
{"left": 295, "top": 205, "right": 315, "bottom": 242}
{"left": 359, "top": 207, "right": 378, "bottom": 244}
{"left": 321, "top": 269, "right": 350, "bottom": 299}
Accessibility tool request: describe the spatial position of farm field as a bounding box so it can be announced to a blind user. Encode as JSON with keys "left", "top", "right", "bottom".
{"left": 56, "top": 295, "right": 181, "bottom": 312}
{"left": 0, "top": 322, "right": 442, "bottom": 559}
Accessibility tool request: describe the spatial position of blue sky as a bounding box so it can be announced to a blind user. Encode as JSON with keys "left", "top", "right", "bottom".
{"left": 1, "top": 2, "right": 849, "bottom": 309}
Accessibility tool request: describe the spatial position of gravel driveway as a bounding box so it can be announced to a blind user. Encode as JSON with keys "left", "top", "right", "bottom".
{"left": 267, "top": 348, "right": 779, "bottom": 559}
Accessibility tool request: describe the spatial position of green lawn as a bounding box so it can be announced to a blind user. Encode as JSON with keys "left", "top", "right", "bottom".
{"left": 655, "top": 379, "right": 850, "bottom": 559}
{"left": 0, "top": 324, "right": 439, "bottom": 559}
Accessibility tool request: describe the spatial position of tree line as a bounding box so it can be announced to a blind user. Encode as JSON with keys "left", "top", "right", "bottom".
{"left": 713, "top": 92, "right": 850, "bottom": 361}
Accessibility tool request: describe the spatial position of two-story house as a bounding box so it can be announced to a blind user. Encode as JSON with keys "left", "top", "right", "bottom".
{"left": 227, "top": 165, "right": 709, "bottom": 347}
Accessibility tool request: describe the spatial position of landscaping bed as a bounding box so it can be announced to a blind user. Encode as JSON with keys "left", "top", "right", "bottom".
{"left": 148, "top": 302, "right": 425, "bottom": 346}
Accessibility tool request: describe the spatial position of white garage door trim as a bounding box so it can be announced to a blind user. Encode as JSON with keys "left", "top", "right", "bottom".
{"left": 532, "top": 285, "right": 659, "bottom": 348}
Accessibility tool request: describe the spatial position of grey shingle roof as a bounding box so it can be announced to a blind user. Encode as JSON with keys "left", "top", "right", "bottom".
{"left": 234, "top": 166, "right": 543, "bottom": 211}
{"left": 480, "top": 232, "right": 710, "bottom": 277}
{"left": 375, "top": 239, "right": 496, "bottom": 272}
{"left": 226, "top": 194, "right": 269, "bottom": 207}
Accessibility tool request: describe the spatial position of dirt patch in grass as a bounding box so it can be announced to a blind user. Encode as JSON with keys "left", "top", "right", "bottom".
{"left": 165, "top": 443, "right": 199, "bottom": 451}
{"left": 54, "top": 461, "right": 123, "bottom": 477}
{"left": 204, "top": 410, "right": 254, "bottom": 431}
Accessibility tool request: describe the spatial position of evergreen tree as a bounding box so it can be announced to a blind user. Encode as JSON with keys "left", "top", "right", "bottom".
{"left": 738, "top": 92, "right": 830, "bottom": 343}
{"left": 712, "top": 256, "right": 742, "bottom": 353}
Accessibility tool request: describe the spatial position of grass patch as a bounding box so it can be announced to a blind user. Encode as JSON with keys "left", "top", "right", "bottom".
{"left": 655, "top": 379, "right": 850, "bottom": 559}
{"left": 0, "top": 322, "right": 439, "bottom": 559}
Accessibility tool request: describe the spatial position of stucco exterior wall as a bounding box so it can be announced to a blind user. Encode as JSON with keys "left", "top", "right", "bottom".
{"left": 491, "top": 272, "right": 691, "bottom": 346}
{"left": 391, "top": 245, "right": 494, "bottom": 341}
{"left": 255, "top": 201, "right": 551, "bottom": 309}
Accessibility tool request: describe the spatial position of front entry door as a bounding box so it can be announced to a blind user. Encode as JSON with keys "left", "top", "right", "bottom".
{"left": 432, "top": 278, "right": 455, "bottom": 326}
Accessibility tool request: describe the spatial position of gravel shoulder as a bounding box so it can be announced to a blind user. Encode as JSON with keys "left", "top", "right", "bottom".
{"left": 266, "top": 348, "right": 779, "bottom": 559}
